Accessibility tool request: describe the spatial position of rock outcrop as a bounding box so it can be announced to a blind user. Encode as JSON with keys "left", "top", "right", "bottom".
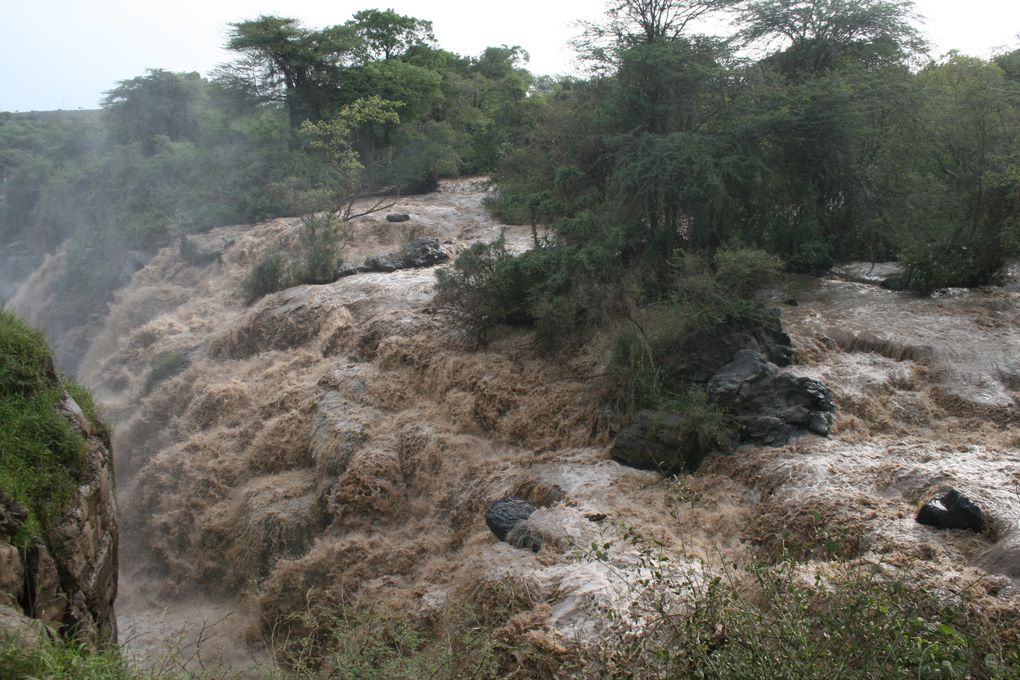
{"left": 337, "top": 237, "right": 450, "bottom": 278}
{"left": 0, "top": 393, "right": 118, "bottom": 648}
{"left": 707, "top": 350, "right": 834, "bottom": 446}
{"left": 610, "top": 410, "right": 708, "bottom": 473}
{"left": 916, "top": 489, "right": 985, "bottom": 533}
{"left": 485, "top": 498, "right": 538, "bottom": 544}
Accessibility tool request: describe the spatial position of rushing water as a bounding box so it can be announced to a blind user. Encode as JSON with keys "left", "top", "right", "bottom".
{"left": 10, "top": 180, "right": 1020, "bottom": 669}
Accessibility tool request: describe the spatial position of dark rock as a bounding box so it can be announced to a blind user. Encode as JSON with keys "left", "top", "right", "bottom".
{"left": 880, "top": 276, "right": 908, "bottom": 291}
{"left": 386, "top": 213, "right": 411, "bottom": 223}
{"left": 0, "top": 491, "right": 28, "bottom": 537}
{"left": 401, "top": 238, "right": 449, "bottom": 268}
{"left": 611, "top": 410, "right": 706, "bottom": 473}
{"left": 485, "top": 498, "right": 538, "bottom": 542}
{"left": 707, "top": 350, "right": 834, "bottom": 446}
{"left": 506, "top": 523, "right": 542, "bottom": 552}
{"left": 335, "top": 263, "right": 372, "bottom": 279}
{"left": 917, "top": 489, "right": 984, "bottom": 533}
{"left": 363, "top": 255, "right": 401, "bottom": 273}
{"left": 358, "top": 238, "right": 449, "bottom": 274}
{"left": 783, "top": 298, "right": 799, "bottom": 306}
{"left": 667, "top": 315, "right": 793, "bottom": 385}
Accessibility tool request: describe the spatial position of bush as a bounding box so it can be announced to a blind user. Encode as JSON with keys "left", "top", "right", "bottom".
{"left": 242, "top": 213, "right": 350, "bottom": 304}
{"left": 607, "top": 247, "right": 779, "bottom": 412}
{"left": 293, "top": 213, "right": 349, "bottom": 285}
{"left": 142, "top": 349, "right": 191, "bottom": 396}
{"left": 583, "top": 534, "right": 1020, "bottom": 679}
{"left": 901, "top": 238, "right": 1003, "bottom": 294}
{"left": 243, "top": 250, "right": 290, "bottom": 304}
{"left": 434, "top": 234, "right": 520, "bottom": 341}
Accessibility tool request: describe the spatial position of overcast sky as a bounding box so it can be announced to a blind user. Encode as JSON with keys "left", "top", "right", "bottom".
{"left": 1, "top": 0, "right": 1018, "bottom": 112}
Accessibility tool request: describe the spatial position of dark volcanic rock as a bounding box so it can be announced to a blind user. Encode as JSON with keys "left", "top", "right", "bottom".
{"left": 668, "top": 316, "right": 793, "bottom": 385}
{"left": 348, "top": 238, "right": 450, "bottom": 277}
{"left": 402, "top": 238, "right": 449, "bottom": 268}
{"left": 917, "top": 489, "right": 985, "bottom": 532}
{"left": 707, "top": 350, "right": 834, "bottom": 446}
{"left": 335, "top": 263, "right": 372, "bottom": 278}
{"left": 386, "top": 213, "right": 411, "bottom": 222}
{"left": 485, "top": 498, "right": 538, "bottom": 542}
{"left": 363, "top": 255, "right": 402, "bottom": 272}
{"left": 610, "top": 410, "right": 706, "bottom": 473}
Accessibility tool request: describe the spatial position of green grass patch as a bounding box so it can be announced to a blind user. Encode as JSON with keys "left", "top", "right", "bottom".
{"left": 0, "top": 311, "right": 91, "bottom": 545}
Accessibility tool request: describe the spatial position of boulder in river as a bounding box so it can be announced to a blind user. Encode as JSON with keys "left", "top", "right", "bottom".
{"left": 610, "top": 410, "right": 708, "bottom": 473}
{"left": 386, "top": 213, "right": 411, "bottom": 222}
{"left": 707, "top": 350, "right": 834, "bottom": 446}
{"left": 485, "top": 498, "right": 538, "bottom": 543}
{"left": 916, "top": 489, "right": 985, "bottom": 533}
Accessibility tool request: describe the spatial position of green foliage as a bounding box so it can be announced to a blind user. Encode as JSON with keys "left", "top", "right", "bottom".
{"left": 142, "top": 349, "right": 191, "bottom": 397}
{"left": 243, "top": 250, "right": 290, "bottom": 304}
{"left": 606, "top": 247, "right": 779, "bottom": 412}
{"left": 271, "top": 603, "right": 500, "bottom": 679}
{"left": 0, "top": 311, "right": 90, "bottom": 545}
{"left": 293, "top": 213, "right": 350, "bottom": 285}
{"left": 242, "top": 213, "right": 351, "bottom": 303}
{"left": 0, "top": 633, "right": 136, "bottom": 679}
{"left": 584, "top": 534, "right": 1019, "bottom": 679}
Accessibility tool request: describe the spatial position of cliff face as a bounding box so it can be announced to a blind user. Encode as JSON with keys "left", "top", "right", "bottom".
{"left": 0, "top": 391, "right": 118, "bottom": 648}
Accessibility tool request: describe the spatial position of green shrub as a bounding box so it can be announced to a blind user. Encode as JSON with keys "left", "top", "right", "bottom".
{"left": 583, "top": 536, "right": 1020, "bottom": 679}
{"left": 434, "top": 234, "right": 519, "bottom": 341}
{"left": 242, "top": 213, "right": 350, "bottom": 304}
{"left": 0, "top": 311, "right": 90, "bottom": 545}
{"left": 293, "top": 213, "right": 349, "bottom": 285}
{"left": 271, "top": 603, "right": 500, "bottom": 679}
{"left": 0, "top": 633, "right": 136, "bottom": 679}
{"left": 142, "top": 349, "right": 191, "bottom": 396}
{"left": 243, "top": 250, "right": 291, "bottom": 304}
{"left": 901, "top": 238, "right": 1002, "bottom": 294}
{"left": 713, "top": 245, "right": 782, "bottom": 298}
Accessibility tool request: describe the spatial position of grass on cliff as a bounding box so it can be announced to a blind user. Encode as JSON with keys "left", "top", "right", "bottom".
{"left": 0, "top": 310, "right": 92, "bottom": 545}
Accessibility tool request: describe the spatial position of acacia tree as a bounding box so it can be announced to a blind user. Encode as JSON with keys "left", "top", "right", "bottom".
{"left": 223, "top": 16, "right": 357, "bottom": 128}
{"left": 576, "top": 0, "right": 739, "bottom": 68}
{"left": 736, "top": 0, "right": 926, "bottom": 71}
{"left": 349, "top": 9, "right": 436, "bottom": 62}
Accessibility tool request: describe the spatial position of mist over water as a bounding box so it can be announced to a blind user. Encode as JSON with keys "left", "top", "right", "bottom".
{"left": 7, "top": 180, "right": 1020, "bottom": 671}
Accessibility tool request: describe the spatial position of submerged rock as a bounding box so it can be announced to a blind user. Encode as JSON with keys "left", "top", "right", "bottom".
{"left": 402, "top": 238, "right": 449, "bottom": 268}
{"left": 917, "top": 489, "right": 985, "bottom": 533}
{"left": 485, "top": 498, "right": 538, "bottom": 543}
{"left": 610, "top": 410, "right": 706, "bottom": 473}
{"left": 339, "top": 238, "right": 450, "bottom": 278}
{"left": 707, "top": 350, "right": 834, "bottom": 446}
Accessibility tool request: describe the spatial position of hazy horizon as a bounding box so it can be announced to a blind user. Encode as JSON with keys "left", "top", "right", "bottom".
{"left": 2, "top": 0, "right": 1018, "bottom": 113}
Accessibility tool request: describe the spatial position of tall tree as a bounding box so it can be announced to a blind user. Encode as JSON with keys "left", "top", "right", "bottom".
{"left": 737, "top": 0, "right": 926, "bottom": 71}
{"left": 349, "top": 9, "right": 436, "bottom": 62}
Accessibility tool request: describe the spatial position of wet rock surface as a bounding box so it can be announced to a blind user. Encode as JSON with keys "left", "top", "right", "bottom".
{"left": 338, "top": 237, "right": 450, "bottom": 278}
{"left": 610, "top": 410, "right": 706, "bottom": 473}
{"left": 707, "top": 350, "right": 834, "bottom": 446}
{"left": 917, "top": 489, "right": 985, "bottom": 533}
{"left": 386, "top": 213, "right": 411, "bottom": 222}
{"left": 485, "top": 498, "right": 538, "bottom": 543}
{"left": 0, "top": 394, "right": 118, "bottom": 648}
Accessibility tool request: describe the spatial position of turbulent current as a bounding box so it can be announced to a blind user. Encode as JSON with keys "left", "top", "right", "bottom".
{"left": 10, "top": 179, "right": 1020, "bottom": 671}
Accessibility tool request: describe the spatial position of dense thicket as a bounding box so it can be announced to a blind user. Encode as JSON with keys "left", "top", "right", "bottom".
{"left": 488, "top": 0, "right": 1020, "bottom": 297}
{"left": 0, "top": 10, "right": 532, "bottom": 343}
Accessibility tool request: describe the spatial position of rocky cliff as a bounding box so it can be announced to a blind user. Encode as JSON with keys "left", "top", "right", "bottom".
{"left": 0, "top": 316, "right": 118, "bottom": 649}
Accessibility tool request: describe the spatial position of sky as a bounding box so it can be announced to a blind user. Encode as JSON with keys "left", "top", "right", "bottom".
{"left": 1, "top": 0, "right": 1018, "bottom": 112}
